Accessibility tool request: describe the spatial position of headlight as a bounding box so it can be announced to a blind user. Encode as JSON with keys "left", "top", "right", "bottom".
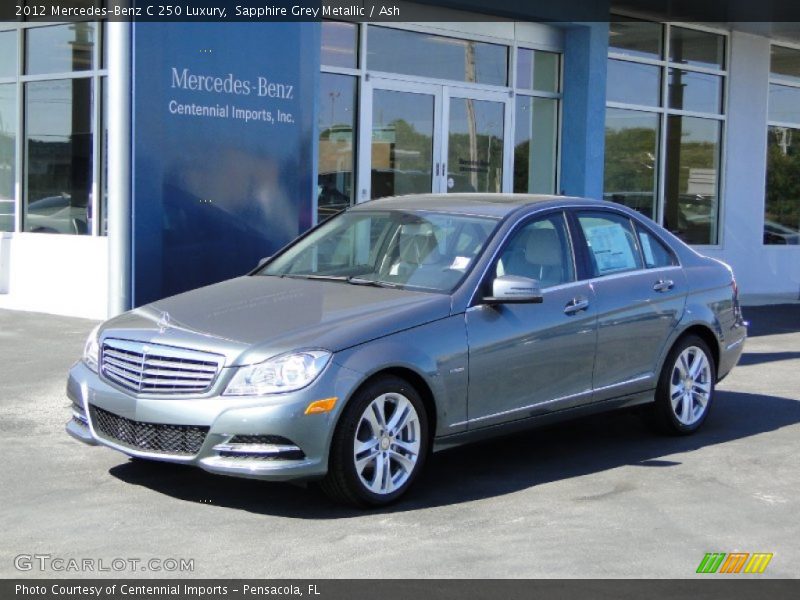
{"left": 83, "top": 324, "right": 101, "bottom": 373}
{"left": 223, "top": 350, "right": 331, "bottom": 396}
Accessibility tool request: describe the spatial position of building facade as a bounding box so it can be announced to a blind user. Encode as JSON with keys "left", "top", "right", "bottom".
{"left": 0, "top": 3, "right": 799, "bottom": 319}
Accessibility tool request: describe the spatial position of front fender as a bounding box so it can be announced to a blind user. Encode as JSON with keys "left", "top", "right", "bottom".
{"left": 332, "top": 315, "right": 469, "bottom": 437}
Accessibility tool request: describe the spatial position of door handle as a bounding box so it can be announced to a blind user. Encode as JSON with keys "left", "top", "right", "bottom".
{"left": 653, "top": 279, "right": 674, "bottom": 292}
{"left": 564, "top": 297, "right": 590, "bottom": 315}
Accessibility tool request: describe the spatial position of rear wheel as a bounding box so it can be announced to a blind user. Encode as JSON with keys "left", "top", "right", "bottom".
{"left": 320, "top": 375, "right": 429, "bottom": 507}
{"left": 649, "top": 335, "right": 716, "bottom": 435}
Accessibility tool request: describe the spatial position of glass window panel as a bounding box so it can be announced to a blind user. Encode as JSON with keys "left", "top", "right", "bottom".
{"left": 609, "top": 18, "right": 663, "bottom": 60}
{"left": 669, "top": 27, "right": 725, "bottom": 70}
{"left": 0, "top": 30, "right": 17, "bottom": 78}
{"left": 514, "top": 96, "right": 557, "bottom": 194}
{"left": 663, "top": 116, "right": 720, "bottom": 244}
{"left": 25, "top": 23, "right": 96, "bottom": 75}
{"left": 321, "top": 21, "right": 358, "bottom": 69}
{"left": 667, "top": 69, "right": 723, "bottom": 114}
{"left": 25, "top": 79, "right": 93, "bottom": 235}
{"left": 0, "top": 83, "right": 16, "bottom": 232}
{"left": 577, "top": 212, "right": 643, "bottom": 275}
{"left": 516, "top": 49, "right": 559, "bottom": 92}
{"left": 447, "top": 97, "right": 504, "bottom": 193}
{"left": 764, "top": 126, "right": 800, "bottom": 245}
{"left": 769, "top": 84, "right": 800, "bottom": 124}
{"left": 607, "top": 59, "right": 661, "bottom": 107}
{"left": 636, "top": 225, "right": 676, "bottom": 267}
{"left": 317, "top": 73, "right": 357, "bottom": 223}
{"left": 603, "top": 108, "right": 660, "bottom": 220}
{"left": 371, "top": 89, "right": 434, "bottom": 199}
{"left": 368, "top": 27, "right": 508, "bottom": 86}
{"left": 770, "top": 45, "right": 800, "bottom": 84}
{"left": 496, "top": 214, "right": 574, "bottom": 288}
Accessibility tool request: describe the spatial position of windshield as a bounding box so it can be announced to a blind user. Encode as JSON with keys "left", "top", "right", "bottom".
{"left": 260, "top": 210, "right": 499, "bottom": 293}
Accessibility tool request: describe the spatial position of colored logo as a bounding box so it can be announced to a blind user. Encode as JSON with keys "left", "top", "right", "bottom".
{"left": 696, "top": 552, "right": 773, "bottom": 574}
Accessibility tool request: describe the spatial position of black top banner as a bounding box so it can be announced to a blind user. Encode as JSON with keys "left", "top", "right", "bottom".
{"left": 2, "top": 0, "right": 800, "bottom": 22}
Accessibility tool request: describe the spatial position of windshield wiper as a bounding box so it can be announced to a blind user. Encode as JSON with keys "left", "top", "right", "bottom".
{"left": 346, "top": 277, "right": 398, "bottom": 289}
{"left": 280, "top": 274, "right": 349, "bottom": 282}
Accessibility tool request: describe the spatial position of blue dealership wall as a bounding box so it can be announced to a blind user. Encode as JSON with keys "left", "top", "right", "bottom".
{"left": 131, "top": 22, "right": 319, "bottom": 307}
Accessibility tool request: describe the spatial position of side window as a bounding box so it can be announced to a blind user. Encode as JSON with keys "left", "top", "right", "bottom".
{"left": 636, "top": 225, "right": 676, "bottom": 268}
{"left": 577, "top": 211, "right": 643, "bottom": 276}
{"left": 496, "top": 213, "right": 575, "bottom": 288}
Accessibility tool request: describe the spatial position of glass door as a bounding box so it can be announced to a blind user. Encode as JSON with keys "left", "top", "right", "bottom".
{"left": 360, "top": 79, "right": 511, "bottom": 200}
{"left": 443, "top": 88, "right": 510, "bottom": 194}
{"left": 362, "top": 78, "right": 443, "bottom": 200}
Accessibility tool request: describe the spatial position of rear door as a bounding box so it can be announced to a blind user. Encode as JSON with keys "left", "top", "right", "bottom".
{"left": 572, "top": 210, "right": 686, "bottom": 401}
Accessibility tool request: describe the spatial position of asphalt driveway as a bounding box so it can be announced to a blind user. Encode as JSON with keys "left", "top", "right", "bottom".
{"left": 0, "top": 305, "right": 798, "bottom": 578}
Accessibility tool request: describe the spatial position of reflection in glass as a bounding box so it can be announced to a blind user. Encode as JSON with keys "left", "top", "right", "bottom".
{"left": 317, "top": 73, "right": 357, "bottom": 222}
{"left": 667, "top": 69, "right": 722, "bottom": 114}
{"left": 669, "top": 27, "right": 724, "bottom": 70}
{"left": 0, "top": 30, "right": 17, "bottom": 78}
{"left": 516, "top": 49, "right": 559, "bottom": 93}
{"left": 764, "top": 126, "right": 800, "bottom": 245}
{"left": 371, "top": 89, "right": 434, "bottom": 199}
{"left": 26, "top": 23, "right": 96, "bottom": 74}
{"left": 25, "top": 79, "right": 93, "bottom": 235}
{"left": 447, "top": 97, "right": 504, "bottom": 193}
{"left": 664, "top": 116, "right": 720, "bottom": 244}
{"left": 603, "top": 108, "right": 659, "bottom": 219}
{"left": 0, "top": 83, "right": 15, "bottom": 232}
{"left": 321, "top": 21, "right": 358, "bottom": 69}
{"left": 368, "top": 27, "right": 507, "bottom": 86}
{"left": 769, "top": 84, "right": 800, "bottom": 124}
{"left": 514, "top": 96, "right": 557, "bottom": 194}
{"left": 609, "top": 18, "right": 663, "bottom": 60}
{"left": 607, "top": 59, "right": 661, "bottom": 107}
{"left": 770, "top": 45, "right": 800, "bottom": 84}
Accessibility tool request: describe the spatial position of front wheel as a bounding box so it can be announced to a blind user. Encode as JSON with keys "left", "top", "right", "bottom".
{"left": 321, "top": 375, "right": 429, "bottom": 507}
{"left": 649, "top": 335, "right": 716, "bottom": 435}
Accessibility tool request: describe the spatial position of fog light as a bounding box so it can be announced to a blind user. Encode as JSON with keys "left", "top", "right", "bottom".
{"left": 304, "top": 397, "right": 338, "bottom": 415}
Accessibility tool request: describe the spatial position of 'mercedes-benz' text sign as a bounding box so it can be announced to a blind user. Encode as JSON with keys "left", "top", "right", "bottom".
{"left": 131, "top": 22, "right": 317, "bottom": 306}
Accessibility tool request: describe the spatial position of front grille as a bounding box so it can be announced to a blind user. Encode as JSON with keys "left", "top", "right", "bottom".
{"left": 100, "top": 338, "right": 223, "bottom": 395}
{"left": 89, "top": 405, "right": 209, "bottom": 456}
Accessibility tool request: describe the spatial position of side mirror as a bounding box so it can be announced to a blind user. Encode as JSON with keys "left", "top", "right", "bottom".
{"left": 257, "top": 256, "right": 272, "bottom": 269}
{"left": 484, "top": 275, "right": 543, "bottom": 305}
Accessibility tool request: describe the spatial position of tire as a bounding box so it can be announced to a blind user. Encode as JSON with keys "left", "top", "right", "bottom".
{"left": 648, "top": 335, "right": 717, "bottom": 435}
{"left": 320, "top": 375, "right": 429, "bottom": 508}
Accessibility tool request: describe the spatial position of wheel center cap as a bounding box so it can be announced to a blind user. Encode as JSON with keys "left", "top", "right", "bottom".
{"left": 684, "top": 377, "right": 694, "bottom": 389}
{"left": 380, "top": 436, "right": 391, "bottom": 450}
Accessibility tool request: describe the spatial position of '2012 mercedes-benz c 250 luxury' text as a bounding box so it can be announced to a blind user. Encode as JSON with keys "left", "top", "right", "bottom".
{"left": 66, "top": 195, "right": 747, "bottom": 507}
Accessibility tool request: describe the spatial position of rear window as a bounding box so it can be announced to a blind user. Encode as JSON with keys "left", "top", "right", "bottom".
{"left": 636, "top": 225, "right": 677, "bottom": 268}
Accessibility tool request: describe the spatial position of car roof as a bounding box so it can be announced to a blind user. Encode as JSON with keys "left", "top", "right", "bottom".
{"left": 349, "top": 193, "right": 598, "bottom": 218}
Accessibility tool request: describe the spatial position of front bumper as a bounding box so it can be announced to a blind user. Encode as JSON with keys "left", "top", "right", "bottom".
{"left": 65, "top": 360, "right": 361, "bottom": 482}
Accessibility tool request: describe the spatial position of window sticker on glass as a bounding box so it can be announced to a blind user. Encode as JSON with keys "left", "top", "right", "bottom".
{"left": 450, "top": 256, "right": 471, "bottom": 270}
{"left": 583, "top": 224, "right": 637, "bottom": 273}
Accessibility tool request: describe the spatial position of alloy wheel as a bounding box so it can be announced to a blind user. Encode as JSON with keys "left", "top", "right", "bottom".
{"left": 353, "top": 392, "right": 421, "bottom": 495}
{"left": 669, "top": 346, "right": 712, "bottom": 426}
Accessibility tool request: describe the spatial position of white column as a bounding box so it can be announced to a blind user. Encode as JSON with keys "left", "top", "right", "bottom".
{"left": 106, "top": 21, "right": 132, "bottom": 317}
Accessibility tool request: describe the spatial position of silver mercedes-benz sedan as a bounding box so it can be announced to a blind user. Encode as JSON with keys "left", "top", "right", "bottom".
{"left": 66, "top": 194, "right": 747, "bottom": 507}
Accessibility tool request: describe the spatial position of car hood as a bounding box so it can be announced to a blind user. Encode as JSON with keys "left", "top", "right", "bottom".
{"left": 101, "top": 276, "right": 452, "bottom": 366}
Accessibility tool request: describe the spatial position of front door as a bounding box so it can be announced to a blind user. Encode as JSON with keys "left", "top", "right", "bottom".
{"left": 465, "top": 211, "right": 597, "bottom": 429}
{"left": 362, "top": 78, "right": 511, "bottom": 200}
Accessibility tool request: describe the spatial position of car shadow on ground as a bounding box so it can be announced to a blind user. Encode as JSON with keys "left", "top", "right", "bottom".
{"left": 737, "top": 351, "right": 800, "bottom": 366}
{"left": 109, "top": 390, "right": 800, "bottom": 518}
{"left": 744, "top": 304, "right": 800, "bottom": 337}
